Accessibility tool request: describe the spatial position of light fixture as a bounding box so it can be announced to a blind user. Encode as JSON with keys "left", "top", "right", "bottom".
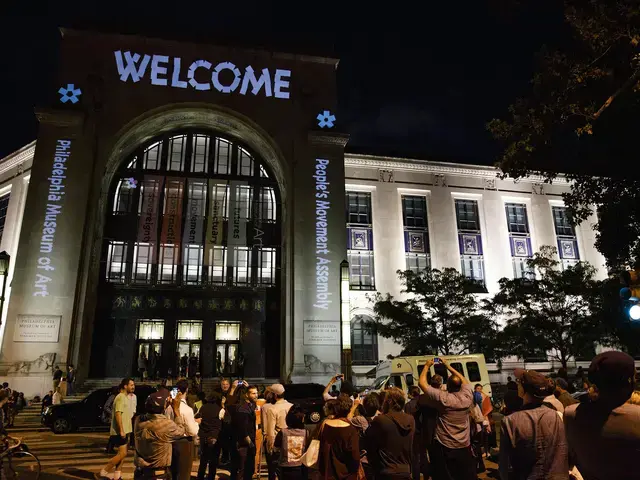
{"left": 340, "top": 260, "right": 352, "bottom": 382}
{"left": 630, "top": 304, "right": 640, "bottom": 321}
{"left": 0, "top": 251, "right": 11, "bottom": 328}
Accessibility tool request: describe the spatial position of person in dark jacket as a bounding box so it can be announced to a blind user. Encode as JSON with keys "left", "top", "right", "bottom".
{"left": 404, "top": 387, "right": 423, "bottom": 480}
{"left": 230, "top": 385, "right": 258, "bottom": 480}
{"left": 197, "top": 392, "right": 223, "bottom": 480}
{"left": 366, "top": 387, "right": 415, "bottom": 480}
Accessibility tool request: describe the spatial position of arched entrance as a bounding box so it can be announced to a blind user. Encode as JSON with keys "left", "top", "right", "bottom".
{"left": 89, "top": 129, "right": 282, "bottom": 379}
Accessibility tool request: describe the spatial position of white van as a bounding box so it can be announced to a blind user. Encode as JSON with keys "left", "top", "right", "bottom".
{"left": 370, "top": 354, "right": 492, "bottom": 398}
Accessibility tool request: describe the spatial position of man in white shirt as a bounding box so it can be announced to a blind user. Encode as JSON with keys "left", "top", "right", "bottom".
{"left": 165, "top": 380, "right": 201, "bottom": 480}
{"left": 262, "top": 384, "right": 293, "bottom": 480}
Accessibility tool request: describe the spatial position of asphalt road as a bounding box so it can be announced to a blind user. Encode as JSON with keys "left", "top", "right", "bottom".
{"left": 6, "top": 430, "right": 499, "bottom": 479}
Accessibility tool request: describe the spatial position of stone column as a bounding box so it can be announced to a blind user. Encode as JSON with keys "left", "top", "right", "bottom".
{"left": 291, "top": 132, "right": 348, "bottom": 383}
{"left": 0, "top": 108, "right": 93, "bottom": 396}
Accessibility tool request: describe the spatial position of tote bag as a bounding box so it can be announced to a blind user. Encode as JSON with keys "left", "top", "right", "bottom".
{"left": 301, "top": 422, "right": 325, "bottom": 468}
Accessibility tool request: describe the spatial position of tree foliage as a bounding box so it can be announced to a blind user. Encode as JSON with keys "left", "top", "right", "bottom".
{"left": 366, "top": 268, "right": 499, "bottom": 357}
{"left": 491, "top": 246, "right": 604, "bottom": 368}
{"left": 487, "top": 1, "right": 640, "bottom": 269}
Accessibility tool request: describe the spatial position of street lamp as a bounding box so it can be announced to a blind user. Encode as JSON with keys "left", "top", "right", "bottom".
{"left": 340, "top": 260, "right": 352, "bottom": 383}
{"left": 0, "top": 251, "right": 10, "bottom": 327}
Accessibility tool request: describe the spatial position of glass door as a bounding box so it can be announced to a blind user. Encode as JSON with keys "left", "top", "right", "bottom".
{"left": 216, "top": 322, "right": 241, "bottom": 376}
{"left": 136, "top": 320, "right": 164, "bottom": 379}
{"left": 176, "top": 321, "right": 203, "bottom": 378}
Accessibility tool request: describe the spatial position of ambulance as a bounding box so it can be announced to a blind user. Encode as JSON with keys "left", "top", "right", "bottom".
{"left": 370, "top": 354, "right": 492, "bottom": 398}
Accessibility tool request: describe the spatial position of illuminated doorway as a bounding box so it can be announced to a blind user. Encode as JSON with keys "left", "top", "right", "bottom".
{"left": 216, "top": 322, "right": 241, "bottom": 376}
{"left": 177, "top": 320, "right": 202, "bottom": 376}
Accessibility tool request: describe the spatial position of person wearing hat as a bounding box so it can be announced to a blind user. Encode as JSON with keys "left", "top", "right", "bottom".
{"left": 262, "top": 383, "right": 292, "bottom": 480}
{"left": 133, "top": 390, "right": 188, "bottom": 480}
{"left": 564, "top": 351, "right": 640, "bottom": 480}
{"left": 554, "top": 378, "right": 578, "bottom": 409}
{"left": 498, "top": 368, "right": 569, "bottom": 480}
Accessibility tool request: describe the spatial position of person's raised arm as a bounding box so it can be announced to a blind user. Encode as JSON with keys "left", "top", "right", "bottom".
{"left": 347, "top": 398, "right": 361, "bottom": 420}
{"left": 441, "top": 358, "right": 469, "bottom": 384}
{"left": 418, "top": 359, "right": 434, "bottom": 393}
{"left": 323, "top": 374, "right": 342, "bottom": 401}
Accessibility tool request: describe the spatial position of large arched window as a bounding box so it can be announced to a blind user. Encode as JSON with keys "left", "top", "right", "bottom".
{"left": 351, "top": 315, "right": 378, "bottom": 365}
{"left": 102, "top": 131, "right": 280, "bottom": 288}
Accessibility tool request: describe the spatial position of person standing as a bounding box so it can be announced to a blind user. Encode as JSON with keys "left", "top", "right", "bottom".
{"left": 404, "top": 386, "right": 424, "bottom": 480}
{"left": 564, "top": 351, "right": 640, "bottom": 480}
{"left": 41, "top": 390, "right": 53, "bottom": 414}
{"left": 165, "top": 379, "right": 200, "bottom": 480}
{"left": 134, "top": 390, "right": 189, "bottom": 480}
{"left": 263, "top": 384, "right": 293, "bottom": 480}
{"left": 216, "top": 378, "right": 233, "bottom": 466}
{"left": 366, "top": 387, "right": 415, "bottom": 480}
{"left": 317, "top": 394, "right": 360, "bottom": 480}
{"left": 230, "top": 385, "right": 259, "bottom": 480}
{"left": 274, "top": 406, "right": 309, "bottom": 480}
{"left": 148, "top": 348, "right": 158, "bottom": 381}
{"left": 498, "top": 369, "right": 568, "bottom": 480}
{"left": 197, "top": 392, "right": 224, "bottom": 480}
{"left": 418, "top": 358, "right": 476, "bottom": 480}
{"left": 66, "top": 365, "right": 76, "bottom": 397}
{"left": 99, "top": 378, "right": 136, "bottom": 480}
{"left": 52, "top": 387, "right": 63, "bottom": 405}
{"left": 53, "top": 366, "right": 63, "bottom": 392}
{"left": 138, "top": 352, "right": 148, "bottom": 381}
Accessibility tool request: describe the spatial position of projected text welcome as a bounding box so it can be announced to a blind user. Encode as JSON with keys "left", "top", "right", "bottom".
{"left": 314, "top": 158, "right": 331, "bottom": 310}
{"left": 33, "top": 139, "right": 70, "bottom": 297}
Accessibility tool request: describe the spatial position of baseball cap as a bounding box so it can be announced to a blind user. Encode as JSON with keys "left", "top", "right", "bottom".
{"left": 556, "top": 378, "right": 569, "bottom": 391}
{"left": 514, "top": 368, "right": 555, "bottom": 399}
{"left": 270, "top": 384, "right": 285, "bottom": 396}
{"left": 145, "top": 390, "right": 170, "bottom": 414}
{"left": 588, "top": 351, "right": 636, "bottom": 392}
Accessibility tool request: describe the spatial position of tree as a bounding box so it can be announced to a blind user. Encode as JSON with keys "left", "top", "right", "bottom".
{"left": 487, "top": 1, "right": 640, "bottom": 269}
{"left": 366, "top": 268, "right": 500, "bottom": 358}
{"left": 491, "top": 246, "right": 604, "bottom": 369}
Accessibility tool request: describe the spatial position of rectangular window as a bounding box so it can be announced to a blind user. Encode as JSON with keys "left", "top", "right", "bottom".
{"left": 216, "top": 322, "right": 241, "bottom": 341}
{"left": 0, "top": 193, "right": 10, "bottom": 243}
{"left": 466, "top": 362, "right": 482, "bottom": 383}
{"left": 190, "top": 134, "right": 210, "bottom": 173}
{"left": 168, "top": 135, "right": 186, "bottom": 171}
{"left": 210, "top": 183, "right": 230, "bottom": 219}
{"left": 402, "top": 195, "right": 430, "bottom": 273}
{"left": 183, "top": 245, "right": 203, "bottom": 285}
{"left": 207, "top": 246, "right": 227, "bottom": 285}
{"left": 552, "top": 206, "right": 580, "bottom": 269}
{"left": 505, "top": 203, "right": 534, "bottom": 278}
{"left": 133, "top": 242, "right": 154, "bottom": 284}
{"left": 143, "top": 141, "right": 162, "bottom": 170}
{"left": 238, "top": 147, "right": 254, "bottom": 176}
{"left": 455, "top": 199, "right": 485, "bottom": 285}
{"left": 214, "top": 138, "right": 231, "bottom": 175}
{"left": 138, "top": 320, "right": 164, "bottom": 340}
{"left": 233, "top": 246, "right": 251, "bottom": 285}
{"left": 113, "top": 180, "right": 135, "bottom": 214}
{"left": 177, "top": 320, "right": 203, "bottom": 340}
{"left": 106, "top": 241, "right": 128, "bottom": 283}
{"left": 346, "top": 191, "right": 375, "bottom": 290}
{"left": 158, "top": 245, "right": 178, "bottom": 284}
{"left": 256, "top": 187, "right": 276, "bottom": 223}
{"left": 257, "top": 247, "right": 276, "bottom": 286}
{"left": 236, "top": 185, "right": 253, "bottom": 219}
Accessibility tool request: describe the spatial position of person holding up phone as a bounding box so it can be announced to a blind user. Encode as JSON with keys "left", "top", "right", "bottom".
{"left": 323, "top": 374, "right": 355, "bottom": 402}
{"left": 165, "top": 380, "right": 201, "bottom": 480}
{"left": 417, "top": 358, "right": 476, "bottom": 480}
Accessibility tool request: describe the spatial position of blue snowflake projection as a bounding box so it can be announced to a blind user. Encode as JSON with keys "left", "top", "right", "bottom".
{"left": 316, "top": 110, "right": 336, "bottom": 128}
{"left": 125, "top": 177, "right": 138, "bottom": 189}
{"left": 58, "top": 84, "right": 82, "bottom": 104}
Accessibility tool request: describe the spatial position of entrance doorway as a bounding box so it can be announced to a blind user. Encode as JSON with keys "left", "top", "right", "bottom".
{"left": 216, "top": 322, "right": 241, "bottom": 376}
{"left": 136, "top": 320, "right": 164, "bottom": 379}
{"left": 177, "top": 321, "right": 202, "bottom": 377}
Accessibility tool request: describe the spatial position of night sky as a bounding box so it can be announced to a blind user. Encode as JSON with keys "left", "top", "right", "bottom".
{"left": 1, "top": 2, "right": 564, "bottom": 164}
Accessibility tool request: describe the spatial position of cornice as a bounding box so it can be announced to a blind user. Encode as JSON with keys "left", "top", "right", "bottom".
{"left": 344, "top": 153, "right": 569, "bottom": 185}
{"left": 308, "top": 131, "right": 350, "bottom": 148}
{"left": 35, "top": 108, "right": 85, "bottom": 128}
{"left": 0, "top": 141, "right": 36, "bottom": 176}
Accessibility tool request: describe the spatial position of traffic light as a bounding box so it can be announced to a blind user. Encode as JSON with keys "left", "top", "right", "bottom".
{"left": 620, "top": 270, "right": 640, "bottom": 321}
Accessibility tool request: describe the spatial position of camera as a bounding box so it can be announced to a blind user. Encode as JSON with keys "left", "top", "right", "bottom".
{"left": 170, "top": 388, "right": 178, "bottom": 399}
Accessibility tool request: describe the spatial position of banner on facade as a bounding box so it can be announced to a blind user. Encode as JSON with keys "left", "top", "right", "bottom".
{"left": 205, "top": 180, "right": 227, "bottom": 249}
{"left": 161, "top": 177, "right": 185, "bottom": 246}
{"left": 228, "top": 181, "right": 248, "bottom": 247}
{"left": 183, "top": 180, "right": 206, "bottom": 245}
{"left": 138, "top": 175, "right": 164, "bottom": 244}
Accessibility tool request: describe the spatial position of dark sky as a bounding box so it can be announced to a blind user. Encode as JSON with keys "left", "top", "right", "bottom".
{"left": 0, "top": 2, "right": 564, "bottom": 164}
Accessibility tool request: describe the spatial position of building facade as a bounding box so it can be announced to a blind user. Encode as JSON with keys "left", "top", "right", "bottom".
{"left": 0, "top": 30, "right": 607, "bottom": 395}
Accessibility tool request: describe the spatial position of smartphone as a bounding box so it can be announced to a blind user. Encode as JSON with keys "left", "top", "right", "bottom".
{"left": 170, "top": 388, "right": 178, "bottom": 399}
{"left": 433, "top": 357, "right": 441, "bottom": 364}
{"left": 336, "top": 374, "right": 344, "bottom": 380}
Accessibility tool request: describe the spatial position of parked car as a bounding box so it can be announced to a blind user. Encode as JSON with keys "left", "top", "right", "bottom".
{"left": 283, "top": 383, "right": 325, "bottom": 424}
{"left": 42, "top": 385, "right": 157, "bottom": 434}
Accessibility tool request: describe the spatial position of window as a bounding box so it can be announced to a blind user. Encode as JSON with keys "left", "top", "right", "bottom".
{"left": 190, "top": 135, "right": 210, "bottom": 173}
{"left": 168, "top": 135, "right": 186, "bottom": 171}
{"left": 238, "top": 147, "right": 254, "bottom": 177}
{"left": 256, "top": 187, "right": 277, "bottom": 222}
{"left": 214, "top": 138, "right": 232, "bottom": 175}
{"left": 505, "top": 203, "right": 533, "bottom": 278}
{"left": 158, "top": 245, "right": 178, "bottom": 284}
{"left": 402, "top": 195, "right": 430, "bottom": 272}
{"left": 0, "top": 193, "right": 10, "bottom": 243}
{"left": 466, "top": 361, "right": 482, "bottom": 382}
{"left": 183, "top": 245, "right": 203, "bottom": 285}
{"left": 177, "top": 320, "right": 203, "bottom": 340}
{"left": 351, "top": 315, "right": 378, "bottom": 365}
{"left": 133, "top": 242, "right": 154, "bottom": 284}
{"left": 346, "top": 192, "right": 375, "bottom": 290}
{"left": 138, "top": 320, "right": 164, "bottom": 340}
{"left": 216, "top": 322, "right": 241, "bottom": 341}
{"left": 143, "top": 141, "right": 162, "bottom": 170}
{"left": 257, "top": 247, "right": 276, "bottom": 286}
{"left": 455, "top": 199, "right": 485, "bottom": 285}
{"left": 552, "top": 206, "right": 580, "bottom": 269}
{"left": 232, "top": 246, "right": 251, "bottom": 285}
{"left": 236, "top": 185, "right": 253, "bottom": 219}
{"left": 113, "top": 179, "right": 136, "bottom": 214}
{"left": 207, "top": 246, "right": 227, "bottom": 285}
{"left": 106, "top": 241, "right": 128, "bottom": 283}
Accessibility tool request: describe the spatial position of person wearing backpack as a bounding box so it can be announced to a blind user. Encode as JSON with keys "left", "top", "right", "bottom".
{"left": 275, "top": 405, "right": 309, "bottom": 480}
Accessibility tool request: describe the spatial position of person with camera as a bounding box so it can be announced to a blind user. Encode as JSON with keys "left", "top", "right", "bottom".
{"left": 418, "top": 357, "right": 475, "bottom": 480}
{"left": 229, "top": 384, "right": 259, "bottom": 480}
{"left": 165, "top": 380, "right": 201, "bottom": 480}
{"left": 196, "top": 391, "right": 224, "bottom": 480}
{"left": 323, "top": 374, "right": 356, "bottom": 402}
{"left": 133, "top": 390, "right": 188, "bottom": 480}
